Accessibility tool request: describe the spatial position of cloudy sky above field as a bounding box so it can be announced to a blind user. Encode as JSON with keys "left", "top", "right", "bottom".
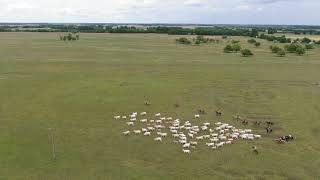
{"left": 0, "top": 0, "right": 319, "bottom": 25}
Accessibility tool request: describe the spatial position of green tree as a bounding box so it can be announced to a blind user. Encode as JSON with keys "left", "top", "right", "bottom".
{"left": 296, "top": 47, "right": 306, "bottom": 55}
{"left": 270, "top": 46, "right": 281, "bottom": 53}
{"left": 224, "top": 45, "right": 233, "bottom": 53}
{"left": 277, "top": 49, "right": 286, "bottom": 57}
{"left": 232, "top": 43, "right": 242, "bottom": 52}
{"left": 241, "top": 49, "right": 253, "bottom": 57}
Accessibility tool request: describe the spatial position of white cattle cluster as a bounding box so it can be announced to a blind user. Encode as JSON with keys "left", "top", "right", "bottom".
{"left": 116, "top": 112, "right": 261, "bottom": 154}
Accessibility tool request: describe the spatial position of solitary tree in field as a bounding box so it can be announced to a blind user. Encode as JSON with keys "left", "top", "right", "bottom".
{"left": 277, "top": 49, "right": 286, "bottom": 57}
{"left": 241, "top": 49, "right": 253, "bottom": 57}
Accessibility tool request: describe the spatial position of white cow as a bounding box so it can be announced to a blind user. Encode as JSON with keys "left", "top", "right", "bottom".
{"left": 123, "top": 131, "right": 130, "bottom": 135}
{"left": 114, "top": 116, "right": 121, "bottom": 119}
{"left": 140, "top": 112, "right": 147, "bottom": 116}
{"left": 195, "top": 114, "right": 200, "bottom": 118}
{"left": 154, "top": 137, "right": 162, "bottom": 142}
{"left": 155, "top": 113, "right": 161, "bottom": 117}
{"left": 182, "top": 149, "right": 191, "bottom": 154}
{"left": 134, "top": 130, "right": 141, "bottom": 134}
{"left": 183, "top": 143, "right": 191, "bottom": 148}
{"left": 127, "top": 122, "right": 134, "bottom": 126}
{"left": 140, "top": 119, "right": 147, "bottom": 123}
{"left": 172, "top": 134, "right": 180, "bottom": 138}
{"left": 144, "top": 132, "right": 151, "bottom": 136}
{"left": 196, "top": 136, "right": 204, "bottom": 140}
{"left": 190, "top": 141, "right": 198, "bottom": 146}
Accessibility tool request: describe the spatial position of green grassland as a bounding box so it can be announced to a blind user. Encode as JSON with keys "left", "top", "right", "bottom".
{"left": 0, "top": 32, "right": 320, "bottom": 180}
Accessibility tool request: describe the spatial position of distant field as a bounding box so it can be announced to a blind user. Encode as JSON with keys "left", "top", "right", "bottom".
{"left": 276, "top": 33, "right": 320, "bottom": 40}
{"left": 0, "top": 32, "right": 320, "bottom": 180}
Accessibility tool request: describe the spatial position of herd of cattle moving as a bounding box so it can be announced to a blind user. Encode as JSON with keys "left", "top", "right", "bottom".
{"left": 115, "top": 112, "right": 261, "bottom": 154}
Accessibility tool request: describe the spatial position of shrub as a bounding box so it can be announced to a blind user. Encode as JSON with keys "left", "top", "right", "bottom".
{"left": 176, "top": 37, "right": 191, "bottom": 45}
{"left": 232, "top": 43, "right": 242, "bottom": 52}
{"left": 231, "top": 40, "right": 240, "bottom": 44}
{"left": 277, "top": 49, "right": 286, "bottom": 57}
{"left": 296, "top": 47, "right": 306, "bottom": 55}
{"left": 284, "top": 43, "right": 303, "bottom": 53}
{"left": 254, "top": 42, "right": 261, "bottom": 47}
{"left": 241, "top": 49, "right": 253, "bottom": 57}
{"left": 248, "top": 39, "right": 256, "bottom": 44}
{"left": 270, "top": 46, "right": 282, "bottom": 53}
{"left": 305, "top": 44, "right": 314, "bottom": 50}
{"left": 224, "top": 45, "right": 234, "bottom": 53}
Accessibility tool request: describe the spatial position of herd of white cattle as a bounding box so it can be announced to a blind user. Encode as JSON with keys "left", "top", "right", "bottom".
{"left": 115, "top": 112, "right": 261, "bottom": 154}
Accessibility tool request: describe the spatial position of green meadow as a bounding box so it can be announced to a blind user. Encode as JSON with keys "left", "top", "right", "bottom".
{"left": 0, "top": 32, "right": 319, "bottom": 180}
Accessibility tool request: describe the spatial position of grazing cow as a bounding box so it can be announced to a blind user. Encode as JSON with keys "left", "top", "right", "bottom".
{"left": 266, "top": 121, "right": 274, "bottom": 126}
{"left": 155, "top": 113, "right": 161, "bottom": 117}
{"left": 182, "top": 149, "right": 191, "bottom": 154}
{"left": 254, "top": 135, "right": 261, "bottom": 139}
{"left": 160, "top": 133, "right": 167, "bottom": 137}
{"left": 196, "top": 136, "right": 204, "bottom": 140}
{"left": 144, "top": 132, "right": 151, "bottom": 136}
{"left": 133, "top": 130, "right": 141, "bottom": 134}
{"left": 188, "top": 133, "right": 194, "bottom": 138}
{"left": 140, "top": 112, "right": 147, "bottom": 116}
{"left": 198, "top": 109, "right": 206, "bottom": 114}
{"left": 144, "top": 101, "right": 151, "bottom": 106}
{"left": 190, "top": 141, "right": 198, "bottom": 146}
{"left": 183, "top": 143, "right": 190, "bottom": 148}
{"left": 172, "top": 134, "right": 180, "bottom": 138}
{"left": 252, "top": 145, "right": 259, "bottom": 154}
{"left": 154, "top": 137, "right": 162, "bottom": 142}
{"left": 215, "top": 110, "right": 222, "bottom": 117}
{"left": 203, "top": 135, "right": 210, "bottom": 139}
{"left": 122, "top": 116, "right": 127, "bottom": 119}
{"left": 129, "top": 114, "right": 136, "bottom": 118}
{"left": 266, "top": 127, "right": 273, "bottom": 134}
{"left": 242, "top": 119, "right": 249, "bottom": 125}
{"left": 140, "top": 119, "right": 147, "bottom": 123}
{"left": 195, "top": 114, "right": 200, "bottom": 118}
{"left": 126, "top": 122, "right": 134, "bottom": 126}
{"left": 114, "top": 116, "right": 121, "bottom": 120}
{"left": 123, "top": 131, "right": 130, "bottom": 135}
{"left": 234, "top": 115, "right": 241, "bottom": 121}
{"left": 255, "top": 121, "right": 262, "bottom": 126}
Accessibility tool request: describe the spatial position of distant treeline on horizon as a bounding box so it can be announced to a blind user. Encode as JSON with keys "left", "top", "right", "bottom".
{"left": 1, "top": 23, "right": 320, "bottom": 36}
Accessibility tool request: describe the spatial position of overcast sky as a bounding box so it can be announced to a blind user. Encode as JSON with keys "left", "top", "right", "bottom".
{"left": 0, "top": 0, "right": 319, "bottom": 25}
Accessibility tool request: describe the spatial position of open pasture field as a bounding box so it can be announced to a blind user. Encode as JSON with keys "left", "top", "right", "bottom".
{"left": 0, "top": 32, "right": 320, "bottom": 180}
